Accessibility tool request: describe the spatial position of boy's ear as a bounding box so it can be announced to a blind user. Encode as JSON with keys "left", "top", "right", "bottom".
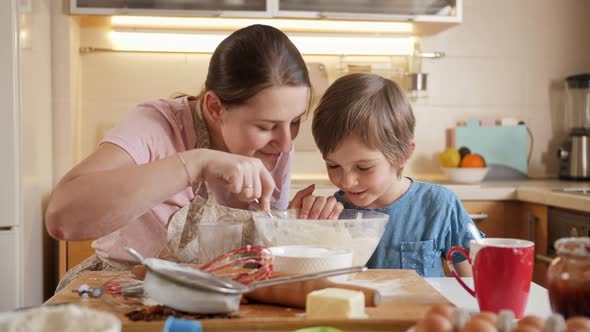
{"left": 203, "top": 91, "right": 224, "bottom": 123}
{"left": 408, "top": 141, "right": 416, "bottom": 158}
{"left": 398, "top": 141, "right": 416, "bottom": 168}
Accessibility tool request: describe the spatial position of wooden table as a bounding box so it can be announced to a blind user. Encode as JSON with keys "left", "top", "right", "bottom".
{"left": 45, "top": 270, "right": 450, "bottom": 331}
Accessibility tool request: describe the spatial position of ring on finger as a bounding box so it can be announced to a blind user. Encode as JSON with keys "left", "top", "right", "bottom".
{"left": 244, "top": 184, "right": 253, "bottom": 189}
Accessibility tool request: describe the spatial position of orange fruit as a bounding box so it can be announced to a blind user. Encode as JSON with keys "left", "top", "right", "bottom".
{"left": 460, "top": 153, "right": 486, "bottom": 168}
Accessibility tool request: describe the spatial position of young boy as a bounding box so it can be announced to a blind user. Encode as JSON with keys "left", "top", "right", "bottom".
{"left": 312, "top": 73, "right": 480, "bottom": 277}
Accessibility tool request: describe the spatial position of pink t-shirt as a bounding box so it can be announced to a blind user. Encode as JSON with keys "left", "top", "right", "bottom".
{"left": 93, "top": 97, "right": 293, "bottom": 261}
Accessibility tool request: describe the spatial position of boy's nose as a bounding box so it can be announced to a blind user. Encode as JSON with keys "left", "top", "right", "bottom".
{"left": 340, "top": 171, "right": 357, "bottom": 188}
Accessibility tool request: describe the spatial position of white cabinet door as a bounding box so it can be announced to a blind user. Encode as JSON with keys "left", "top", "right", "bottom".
{"left": 0, "top": 0, "right": 18, "bottom": 229}
{"left": 70, "top": 0, "right": 272, "bottom": 17}
{"left": 276, "top": 0, "right": 460, "bottom": 22}
{"left": 0, "top": 230, "right": 18, "bottom": 311}
{"left": 69, "top": 0, "right": 461, "bottom": 24}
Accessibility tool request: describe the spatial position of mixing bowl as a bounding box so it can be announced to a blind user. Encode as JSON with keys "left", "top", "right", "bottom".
{"left": 253, "top": 209, "right": 389, "bottom": 266}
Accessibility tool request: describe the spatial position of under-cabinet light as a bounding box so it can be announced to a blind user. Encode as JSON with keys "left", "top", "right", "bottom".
{"left": 110, "top": 31, "right": 415, "bottom": 56}
{"left": 111, "top": 16, "right": 413, "bottom": 34}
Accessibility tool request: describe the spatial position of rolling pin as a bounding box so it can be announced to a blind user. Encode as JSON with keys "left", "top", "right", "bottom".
{"left": 244, "top": 276, "right": 381, "bottom": 308}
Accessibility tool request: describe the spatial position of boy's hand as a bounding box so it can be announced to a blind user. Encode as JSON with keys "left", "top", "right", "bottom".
{"left": 289, "top": 184, "right": 344, "bottom": 220}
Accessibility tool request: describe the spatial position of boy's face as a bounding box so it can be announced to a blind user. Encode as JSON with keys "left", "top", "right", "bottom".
{"left": 324, "top": 135, "right": 405, "bottom": 209}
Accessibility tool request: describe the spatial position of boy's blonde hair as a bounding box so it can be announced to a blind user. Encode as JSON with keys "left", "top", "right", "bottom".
{"left": 312, "top": 73, "right": 415, "bottom": 173}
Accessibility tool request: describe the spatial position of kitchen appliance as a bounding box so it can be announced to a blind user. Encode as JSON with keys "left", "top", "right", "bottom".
{"left": 546, "top": 207, "right": 590, "bottom": 257}
{"left": 558, "top": 74, "right": 590, "bottom": 180}
{"left": 1, "top": 0, "right": 20, "bottom": 311}
{"left": 0, "top": 0, "right": 50, "bottom": 310}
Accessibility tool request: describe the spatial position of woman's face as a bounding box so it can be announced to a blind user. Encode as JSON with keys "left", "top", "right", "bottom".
{"left": 219, "top": 86, "right": 309, "bottom": 171}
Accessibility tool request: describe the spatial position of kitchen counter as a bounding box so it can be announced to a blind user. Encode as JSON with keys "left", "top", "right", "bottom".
{"left": 291, "top": 175, "right": 590, "bottom": 213}
{"left": 45, "top": 270, "right": 451, "bottom": 332}
{"left": 44, "top": 271, "right": 552, "bottom": 331}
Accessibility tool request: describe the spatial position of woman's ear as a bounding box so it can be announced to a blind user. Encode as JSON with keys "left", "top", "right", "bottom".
{"left": 203, "top": 91, "right": 224, "bottom": 123}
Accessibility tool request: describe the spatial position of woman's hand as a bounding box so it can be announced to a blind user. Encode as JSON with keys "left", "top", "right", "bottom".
{"left": 193, "top": 149, "right": 276, "bottom": 212}
{"left": 288, "top": 184, "right": 344, "bottom": 219}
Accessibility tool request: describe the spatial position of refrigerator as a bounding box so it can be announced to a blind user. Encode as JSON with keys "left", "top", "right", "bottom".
{"left": 0, "top": 0, "right": 21, "bottom": 311}
{"left": 0, "top": 0, "right": 52, "bottom": 310}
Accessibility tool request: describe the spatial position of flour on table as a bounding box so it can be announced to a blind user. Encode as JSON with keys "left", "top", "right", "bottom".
{"left": 339, "top": 278, "right": 409, "bottom": 297}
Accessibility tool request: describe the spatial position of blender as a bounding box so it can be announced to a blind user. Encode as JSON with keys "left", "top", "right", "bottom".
{"left": 558, "top": 73, "right": 590, "bottom": 180}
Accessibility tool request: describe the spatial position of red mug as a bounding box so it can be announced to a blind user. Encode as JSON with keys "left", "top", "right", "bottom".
{"left": 446, "top": 238, "right": 535, "bottom": 317}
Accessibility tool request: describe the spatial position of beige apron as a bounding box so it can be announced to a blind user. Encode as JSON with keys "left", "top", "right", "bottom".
{"left": 159, "top": 188, "right": 256, "bottom": 263}
{"left": 55, "top": 189, "right": 256, "bottom": 293}
{"left": 55, "top": 97, "right": 256, "bottom": 293}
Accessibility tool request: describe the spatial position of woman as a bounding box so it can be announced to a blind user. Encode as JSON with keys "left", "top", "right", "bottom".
{"left": 46, "top": 25, "right": 342, "bottom": 291}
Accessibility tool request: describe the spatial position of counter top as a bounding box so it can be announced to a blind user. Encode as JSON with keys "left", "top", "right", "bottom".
{"left": 291, "top": 176, "right": 590, "bottom": 213}
{"left": 46, "top": 270, "right": 449, "bottom": 332}
{"left": 44, "top": 271, "right": 551, "bottom": 331}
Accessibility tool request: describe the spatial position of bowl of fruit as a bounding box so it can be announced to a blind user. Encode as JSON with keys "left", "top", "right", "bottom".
{"left": 439, "top": 147, "right": 489, "bottom": 184}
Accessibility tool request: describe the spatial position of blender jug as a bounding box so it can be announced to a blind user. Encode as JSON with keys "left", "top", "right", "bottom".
{"left": 566, "top": 74, "right": 590, "bottom": 133}
{"left": 558, "top": 74, "right": 590, "bottom": 180}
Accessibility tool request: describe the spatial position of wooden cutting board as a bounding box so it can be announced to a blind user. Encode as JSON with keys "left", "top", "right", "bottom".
{"left": 45, "top": 270, "right": 450, "bottom": 332}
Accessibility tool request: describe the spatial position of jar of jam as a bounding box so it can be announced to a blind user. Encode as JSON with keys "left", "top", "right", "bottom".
{"left": 547, "top": 237, "right": 590, "bottom": 318}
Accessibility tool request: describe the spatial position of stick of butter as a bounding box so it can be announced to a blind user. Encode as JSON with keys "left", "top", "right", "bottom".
{"left": 306, "top": 288, "right": 368, "bottom": 319}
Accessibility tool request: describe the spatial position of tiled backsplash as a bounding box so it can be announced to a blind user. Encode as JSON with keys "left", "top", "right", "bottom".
{"left": 77, "top": 0, "right": 590, "bottom": 179}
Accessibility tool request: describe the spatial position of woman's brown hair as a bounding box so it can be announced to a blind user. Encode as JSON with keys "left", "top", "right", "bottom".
{"left": 202, "top": 24, "right": 311, "bottom": 107}
{"left": 312, "top": 73, "right": 415, "bottom": 174}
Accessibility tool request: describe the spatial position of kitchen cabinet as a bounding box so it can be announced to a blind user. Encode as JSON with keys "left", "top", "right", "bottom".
{"left": 58, "top": 240, "right": 95, "bottom": 279}
{"left": 276, "top": 0, "right": 461, "bottom": 22}
{"left": 70, "top": 0, "right": 271, "bottom": 17}
{"left": 462, "top": 201, "right": 530, "bottom": 238}
{"left": 69, "top": 0, "right": 462, "bottom": 29}
{"left": 462, "top": 201, "right": 508, "bottom": 238}
{"left": 522, "top": 203, "right": 549, "bottom": 288}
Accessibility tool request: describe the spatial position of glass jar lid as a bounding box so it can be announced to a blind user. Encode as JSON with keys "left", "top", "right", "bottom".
{"left": 554, "top": 237, "right": 590, "bottom": 256}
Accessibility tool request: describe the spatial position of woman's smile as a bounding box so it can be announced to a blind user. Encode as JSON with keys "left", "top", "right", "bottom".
{"left": 258, "top": 150, "right": 281, "bottom": 159}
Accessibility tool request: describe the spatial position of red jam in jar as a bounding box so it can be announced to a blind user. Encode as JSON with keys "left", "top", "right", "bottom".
{"left": 547, "top": 237, "right": 590, "bottom": 318}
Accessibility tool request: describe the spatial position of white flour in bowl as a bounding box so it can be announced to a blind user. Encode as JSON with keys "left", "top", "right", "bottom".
{"left": 346, "top": 237, "right": 381, "bottom": 266}
{"left": 0, "top": 304, "right": 121, "bottom": 332}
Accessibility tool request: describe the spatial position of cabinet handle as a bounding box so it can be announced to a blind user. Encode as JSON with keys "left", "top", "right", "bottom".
{"left": 535, "top": 254, "right": 554, "bottom": 265}
{"left": 469, "top": 213, "right": 488, "bottom": 222}
{"left": 527, "top": 213, "right": 539, "bottom": 242}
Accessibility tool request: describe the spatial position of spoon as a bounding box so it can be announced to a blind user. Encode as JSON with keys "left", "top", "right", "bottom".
{"left": 253, "top": 198, "right": 273, "bottom": 218}
{"left": 467, "top": 222, "right": 483, "bottom": 243}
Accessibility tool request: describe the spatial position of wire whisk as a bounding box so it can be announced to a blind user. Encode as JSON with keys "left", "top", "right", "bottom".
{"left": 198, "top": 245, "right": 273, "bottom": 285}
